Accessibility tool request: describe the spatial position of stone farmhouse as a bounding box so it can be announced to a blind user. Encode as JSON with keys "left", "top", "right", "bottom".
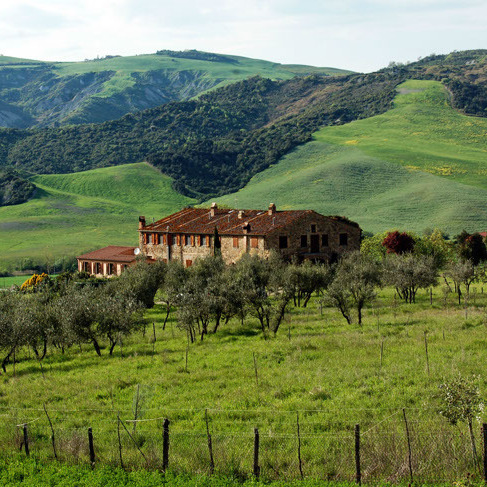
{"left": 77, "top": 203, "right": 361, "bottom": 277}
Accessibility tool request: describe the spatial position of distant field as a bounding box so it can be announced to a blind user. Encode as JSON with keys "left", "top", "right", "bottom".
{"left": 0, "top": 275, "right": 29, "bottom": 288}
{"left": 0, "top": 163, "right": 194, "bottom": 270}
{"left": 12, "top": 53, "right": 350, "bottom": 101}
{"left": 0, "top": 274, "right": 59, "bottom": 289}
{"left": 213, "top": 80, "right": 487, "bottom": 235}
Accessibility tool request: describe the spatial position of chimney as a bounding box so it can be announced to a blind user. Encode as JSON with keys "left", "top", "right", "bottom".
{"left": 210, "top": 202, "right": 218, "bottom": 218}
{"left": 139, "top": 216, "right": 146, "bottom": 229}
{"left": 268, "top": 203, "right": 276, "bottom": 216}
{"left": 242, "top": 222, "right": 251, "bottom": 234}
{"left": 238, "top": 210, "right": 244, "bottom": 219}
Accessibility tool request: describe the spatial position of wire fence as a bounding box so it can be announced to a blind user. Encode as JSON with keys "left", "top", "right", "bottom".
{"left": 2, "top": 406, "right": 486, "bottom": 482}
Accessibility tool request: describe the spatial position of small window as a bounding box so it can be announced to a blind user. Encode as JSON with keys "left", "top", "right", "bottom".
{"left": 311, "top": 224, "right": 316, "bottom": 233}
{"left": 185, "top": 259, "right": 193, "bottom": 267}
{"left": 108, "top": 263, "right": 114, "bottom": 275}
{"left": 251, "top": 237, "right": 259, "bottom": 249}
{"left": 96, "top": 262, "right": 102, "bottom": 274}
{"left": 300, "top": 235, "right": 307, "bottom": 248}
{"left": 185, "top": 235, "right": 191, "bottom": 246}
{"left": 147, "top": 234, "right": 153, "bottom": 244}
{"left": 84, "top": 262, "right": 90, "bottom": 272}
{"left": 233, "top": 236, "right": 239, "bottom": 248}
{"left": 279, "top": 236, "right": 288, "bottom": 249}
{"left": 339, "top": 233, "right": 348, "bottom": 246}
{"left": 322, "top": 234, "right": 329, "bottom": 247}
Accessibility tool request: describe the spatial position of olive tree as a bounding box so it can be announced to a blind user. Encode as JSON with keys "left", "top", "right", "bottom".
{"left": 444, "top": 259, "right": 476, "bottom": 305}
{"left": 439, "top": 375, "right": 483, "bottom": 469}
{"left": 326, "top": 252, "right": 382, "bottom": 325}
{"left": 289, "top": 260, "right": 333, "bottom": 307}
{"left": 233, "top": 252, "right": 294, "bottom": 336}
{"left": 384, "top": 254, "right": 438, "bottom": 304}
{"left": 0, "top": 292, "right": 23, "bottom": 372}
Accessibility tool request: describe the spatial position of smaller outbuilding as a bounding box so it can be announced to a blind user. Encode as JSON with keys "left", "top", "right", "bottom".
{"left": 77, "top": 246, "right": 149, "bottom": 278}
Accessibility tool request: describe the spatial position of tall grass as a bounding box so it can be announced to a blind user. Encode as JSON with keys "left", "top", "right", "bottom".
{"left": 1, "top": 285, "right": 487, "bottom": 482}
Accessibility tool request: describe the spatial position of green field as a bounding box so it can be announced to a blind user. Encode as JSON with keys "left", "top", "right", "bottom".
{"left": 0, "top": 163, "right": 194, "bottom": 270}
{"left": 0, "top": 286, "right": 485, "bottom": 483}
{"left": 213, "top": 80, "right": 487, "bottom": 235}
{"left": 0, "top": 275, "right": 34, "bottom": 289}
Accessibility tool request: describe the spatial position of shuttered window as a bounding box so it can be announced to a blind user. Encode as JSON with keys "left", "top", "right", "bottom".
{"left": 250, "top": 237, "right": 259, "bottom": 249}
{"left": 233, "top": 237, "right": 239, "bottom": 248}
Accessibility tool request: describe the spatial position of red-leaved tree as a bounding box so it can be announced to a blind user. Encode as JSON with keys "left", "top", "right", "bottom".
{"left": 382, "top": 231, "right": 415, "bottom": 254}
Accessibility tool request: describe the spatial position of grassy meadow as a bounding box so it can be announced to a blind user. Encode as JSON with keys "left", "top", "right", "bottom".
{"left": 0, "top": 163, "right": 194, "bottom": 270}
{"left": 213, "top": 80, "right": 487, "bottom": 235}
{"left": 1, "top": 284, "right": 487, "bottom": 483}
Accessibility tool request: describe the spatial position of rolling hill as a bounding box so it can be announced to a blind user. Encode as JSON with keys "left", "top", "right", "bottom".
{"left": 212, "top": 80, "right": 487, "bottom": 235}
{"left": 0, "top": 163, "right": 194, "bottom": 271}
{"left": 0, "top": 51, "right": 351, "bottom": 128}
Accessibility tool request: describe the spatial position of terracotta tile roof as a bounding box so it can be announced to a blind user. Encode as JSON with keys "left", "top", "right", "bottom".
{"left": 77, "top": 246, "right": 138, "bottom": 263}
{"left": 142, "top": 206, "right": 358, "bottom": 236}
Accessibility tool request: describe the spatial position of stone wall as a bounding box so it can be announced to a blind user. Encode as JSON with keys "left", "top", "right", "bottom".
{"left": 264, "top": 213, "right": 361, "bottom": 261}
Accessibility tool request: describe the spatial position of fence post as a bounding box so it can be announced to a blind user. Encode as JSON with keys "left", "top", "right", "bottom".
{"left": 355, "top": 424, "right": 361, "bottom": 485}
{"left": 482, "top": 423, "right": 487, "bottom": 483}
{"left": 253, "top": 427, "right": 260, "bottom": 478}
{"left": 205, "top": 409, "right": 214, "bottom": 474}
{"left": 297, "top": 412, "right": 304, "bottom": 479}
{"left": 23, "top": 424, "right": 30, "bottom": 456}
{"left": 163, "top": 418, "right": 170, "bottom": 472}
{"left": 88, "top": 427, "right": 95, "bottom": 468}
{"left": 403, "top": 409, "right": 413, "bottom": 483}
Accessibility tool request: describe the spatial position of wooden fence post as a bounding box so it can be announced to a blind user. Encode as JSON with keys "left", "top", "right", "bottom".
{"left": 403, "top": 409, "right": 413, "bottom": 483}
{"left": 424, "top": 331, "right": 430, "bottom": 375}
{"left": 355, "top": 424, "right": 361, "bottom": 485}
{"left": 297, "top": 412, "right": 304, "bottom": 479}
{"left": 482, "top": 423, "right": 487, "bottom": 483}
{"left": 23, "top": 424, "right": 29, "bottom": 456}
{"left": 253, "top": 427, "right": 260, "bottom": 478}
{"left": 205, "top": 409, "right": 214, "bottom": 474}
{"left": 88, "top": 427, "right": 95, "bottom": 468}
{"left": 163, "top": 418, "right": 170, "bottom": 472}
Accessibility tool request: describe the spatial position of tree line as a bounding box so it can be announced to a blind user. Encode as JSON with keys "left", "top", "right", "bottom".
{"left": 2, "top": 226, "right": 487, "bottom": 374}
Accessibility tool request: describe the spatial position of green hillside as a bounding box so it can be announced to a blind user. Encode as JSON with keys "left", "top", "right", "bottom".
{"left": 0, "top": 163, "right": 194, "bottom": 271}
{"left": 212, "top": 80, "right": 487, "bottom": 235}
{"left": 0, "top": 51, "right": 351, "bottom": 128}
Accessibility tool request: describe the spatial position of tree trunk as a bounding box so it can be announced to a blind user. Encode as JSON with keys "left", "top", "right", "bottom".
{"left": 41, "top": 339, "right": 48, "bottom": 360}
{"left": 92, "top": 338, "right": 102, "bottom": 357}
{"left": 212, "top": 315, "right": 221, "bottom": 334}
{"left": 468, "top": 419, "right": 480, "bottom": 472}
{"left": 162, "top": 306, "right": 171, "bottom": 330}
{"left": 1, "top": 347, "right": 14, "bottom": 373}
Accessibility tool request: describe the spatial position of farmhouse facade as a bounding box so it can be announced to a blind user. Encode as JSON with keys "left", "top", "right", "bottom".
{"left": 77, "top": 204, "right": 361, "bottom": 276}
{"left": 139, "top": 203, "right": 361, "bottom": 267}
